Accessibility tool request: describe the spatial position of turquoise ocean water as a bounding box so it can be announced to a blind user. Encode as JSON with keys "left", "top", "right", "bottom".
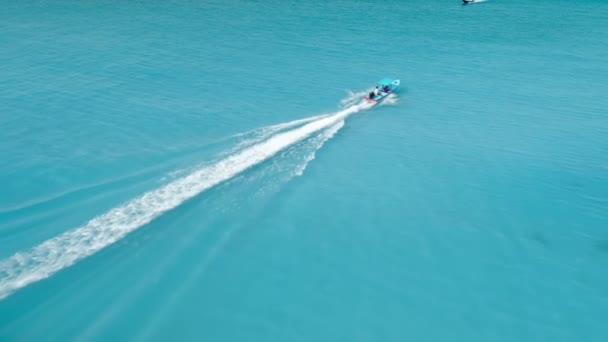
{"left": 1, "top": 0, "right": 608, "bottom": 340}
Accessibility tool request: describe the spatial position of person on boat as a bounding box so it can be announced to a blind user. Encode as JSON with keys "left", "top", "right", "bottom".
{"left": 383, "top": 85, "right": 390, "bottom": 92}
{"left": 373, "top": 87, "right": 380, "bottom": 96}
{"left": 369, "top": 91, "right": 375, "bottom": 99}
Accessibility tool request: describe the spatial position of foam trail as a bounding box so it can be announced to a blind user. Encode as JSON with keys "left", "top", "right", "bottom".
{"left": 233, "top": 114, "right": 329, "bottom": 139}
{"left": 229, "top": 114, "right": 329, "bottom": 152}
{"left": 340, "top": 90, "right": 369, "bottom": 108}
{"left": 380, "top": 93, "right": 399, "bottom": 106}
{"left": 0, "top": 102, "right": 371, "bottom": 300}
{"left": 78, "top": 124, "right": 345, "bottom": 340}
{"left": 294, "top": 121, "right": 344, "bottom": 177}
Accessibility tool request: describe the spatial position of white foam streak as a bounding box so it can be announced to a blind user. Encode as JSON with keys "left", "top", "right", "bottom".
{"left": 0, "top": 103, "right": 369, "bottom": 300}
{"left": 229, "top": 114, "right": 329, "bottom": 152}
{"left": 380, "top": 93, "right": 399, "bottom": 106}
{"left": 294, "top": 121, "right": 344, "bottom": 177}
{"left": 340, "top": 90, "right": 369, "bottom": 108}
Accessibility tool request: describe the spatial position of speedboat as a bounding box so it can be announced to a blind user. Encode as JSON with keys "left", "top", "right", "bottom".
{"left": 364, "top": 78, "right": 400, "bottom": 103}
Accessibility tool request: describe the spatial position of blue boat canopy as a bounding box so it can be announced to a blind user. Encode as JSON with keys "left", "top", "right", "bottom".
{"left": 377, "top": 78, "right": 394, "bottom": 86}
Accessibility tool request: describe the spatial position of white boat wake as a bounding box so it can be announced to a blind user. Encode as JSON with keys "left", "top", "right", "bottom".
{"left": 340, "top": 90, "right": 369, "bottom": 108}
{"left": 0, "top": 100, "right": 377, "bottom": 300}
{"left": 380, "top": 93, "right": 399, "bottom": 106}
{"left": 73, "top": 120, "right": 349, "bottom": 340}
{"left": 227, "top": 113, "right": 330, "bottom": 153}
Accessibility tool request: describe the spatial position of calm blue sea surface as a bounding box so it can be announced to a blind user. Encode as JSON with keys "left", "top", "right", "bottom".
{"left": 1, "top": 0, "right": 607, "bottom": 340}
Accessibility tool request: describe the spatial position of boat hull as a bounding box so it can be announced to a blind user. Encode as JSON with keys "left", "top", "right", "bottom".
{"left": 364, "top": 79, "right": 400, "bottom": 103}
